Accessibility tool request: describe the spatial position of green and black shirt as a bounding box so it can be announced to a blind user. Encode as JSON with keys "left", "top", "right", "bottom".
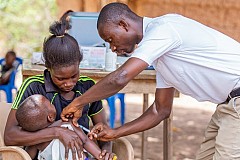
{"left": 12, "top": 69, "right": 103, "bottom": 130}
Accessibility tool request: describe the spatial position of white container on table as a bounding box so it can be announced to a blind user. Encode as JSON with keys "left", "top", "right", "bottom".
{"left": 105, "top": 49, "right": 117, "bottom": 72}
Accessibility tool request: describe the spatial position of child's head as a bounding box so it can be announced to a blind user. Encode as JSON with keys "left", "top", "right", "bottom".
{"left": 5, "top": 50, "right": 16, "bottom": 67}
{"left": 16, "top": 94, "right": 56, "bottom": 132}
{"left": 43, "top": 11, "right": 83, "bottom": 92}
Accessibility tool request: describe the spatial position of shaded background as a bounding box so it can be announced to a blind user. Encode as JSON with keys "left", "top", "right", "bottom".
{"left": 1, "top": 0, "right": 240, "bottom": 58}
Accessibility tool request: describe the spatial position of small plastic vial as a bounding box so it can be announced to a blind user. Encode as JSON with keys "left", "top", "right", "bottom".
{"left": 105, "top": 49, "right": 117, "bottom": 72}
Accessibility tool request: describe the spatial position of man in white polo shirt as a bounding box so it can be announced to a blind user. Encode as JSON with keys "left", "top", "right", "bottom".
{"left": 61, "top": 2, "right": 240, "bottom": 159}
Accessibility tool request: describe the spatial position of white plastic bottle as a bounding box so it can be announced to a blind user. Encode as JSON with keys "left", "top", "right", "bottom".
{"left": 105, "top": 49, "right": 117, "bottom": 72}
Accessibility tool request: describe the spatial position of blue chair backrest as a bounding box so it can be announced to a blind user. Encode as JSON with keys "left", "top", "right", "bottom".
{"left": 0, "top": 57, "right": 22, "bottom": 102}
{"left": 15, "top": 57, "right": 23, "bottom": 68}
{"left": 0, "top": 57, "right": 22, "bottom": 70}
{"left": 0, "top": 58, "right": 4, "bottom": 66}
{"left": 0, "top": 57, "right": 22, "bottom": 86}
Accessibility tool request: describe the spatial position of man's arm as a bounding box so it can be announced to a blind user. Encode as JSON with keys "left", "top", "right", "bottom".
{"left": 61, "top": 57, "right": 149, "bottom": 125}
{"left": 89, "top": 88, "right": 175, "bottom": 141}
{"left": 114, "top": 88, "right": 175, "bottom": 137}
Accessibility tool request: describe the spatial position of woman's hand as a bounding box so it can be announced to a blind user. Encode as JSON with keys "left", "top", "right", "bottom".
{"left": 57, "top": 127, "right": 84, "bottom": 160}
{"left": 88, "top": 122, "right": 118, "bottom": 142}
{"left": 61, "top": 100, "right": 83, "bottom": 127}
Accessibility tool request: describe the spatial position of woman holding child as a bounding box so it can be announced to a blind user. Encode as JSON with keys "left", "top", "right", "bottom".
{"left": 4, "top": 12, "right": 115, "bottom": 160}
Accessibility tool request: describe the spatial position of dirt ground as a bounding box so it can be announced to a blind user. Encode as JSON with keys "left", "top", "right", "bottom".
{"left": 102, "top": 93, "right": 216, "bottom": 160}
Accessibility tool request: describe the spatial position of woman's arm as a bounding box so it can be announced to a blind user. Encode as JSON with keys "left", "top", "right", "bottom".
{"left": 5, "top": 110, "right": 59, "bottom": 146}
{"left": 4, "top": 109, "right": 84, "bottom": 160}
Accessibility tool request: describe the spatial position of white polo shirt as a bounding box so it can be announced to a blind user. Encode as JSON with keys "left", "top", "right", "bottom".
{"left": 131, "top": 14, "right": 240, "bottom": 103}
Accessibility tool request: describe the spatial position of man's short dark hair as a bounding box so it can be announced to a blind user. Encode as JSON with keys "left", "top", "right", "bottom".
{"left": 97, "top": 2, "right": 139, "bottom": 28}
{"left": 16, "top": 95, "right": 49, "bottom": 132}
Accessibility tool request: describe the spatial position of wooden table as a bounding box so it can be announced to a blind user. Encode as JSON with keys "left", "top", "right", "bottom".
{"left": 22, "top": 62, "right": 176, "bottom": 160}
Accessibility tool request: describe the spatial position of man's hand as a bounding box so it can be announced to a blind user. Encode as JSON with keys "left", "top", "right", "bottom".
{"left": 88, "top": 123, "right": 118, "bottom": 141}
{"left": 61, "top": 100, "right": 83, "bottom": 127}
{"left": 99, "top": 150, "right": 117, "bottom": 160}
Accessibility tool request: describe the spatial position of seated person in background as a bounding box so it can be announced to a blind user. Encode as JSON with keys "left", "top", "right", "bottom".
{"left": 16, "top": 94, "right": 116, "bottom": 160}
{"left": 0, "top": 50, "right": 18, "bottom": 85}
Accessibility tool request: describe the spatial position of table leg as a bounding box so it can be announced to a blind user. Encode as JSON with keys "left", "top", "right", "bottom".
{"left": 141, "top": 94, "right": 148, "bottom": 160}
{"left": 163, "top": 112, "right": 173, "bottom": 160}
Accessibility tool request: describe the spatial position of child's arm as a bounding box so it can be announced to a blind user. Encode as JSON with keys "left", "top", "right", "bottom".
{"left": 50, "top": 120, "right": 103, "bottom": 158}
{"left": 49, "top": 115, "right": 114, "bottom": 159}
{"left": 71, "top": 124, "right": 102, "bottom": 159}
{"left": 91, "top": 110, "right": 112, "bottom": 152}
{"left": 48, "top": 119, "right": 64, "bottom": 127}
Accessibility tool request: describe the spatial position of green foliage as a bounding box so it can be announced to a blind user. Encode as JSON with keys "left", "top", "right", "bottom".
{"left": 0, "top": 0, "right": 57, "bottom": 57}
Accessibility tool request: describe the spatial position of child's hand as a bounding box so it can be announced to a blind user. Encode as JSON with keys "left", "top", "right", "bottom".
{"left": 99, "top": 150, "right": 117, "bottom": 160}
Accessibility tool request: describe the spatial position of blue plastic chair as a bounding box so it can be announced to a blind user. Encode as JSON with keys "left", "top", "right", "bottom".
{"left": 0, "top": 57, "right": 23, "bottom": 103}
{"left": 105, "top": 93, "right": 125, "bottom": 128}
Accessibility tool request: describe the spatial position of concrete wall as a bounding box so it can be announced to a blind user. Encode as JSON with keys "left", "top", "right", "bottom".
{"left": 129, "top": 0, "right": 240, "bottom": 42}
